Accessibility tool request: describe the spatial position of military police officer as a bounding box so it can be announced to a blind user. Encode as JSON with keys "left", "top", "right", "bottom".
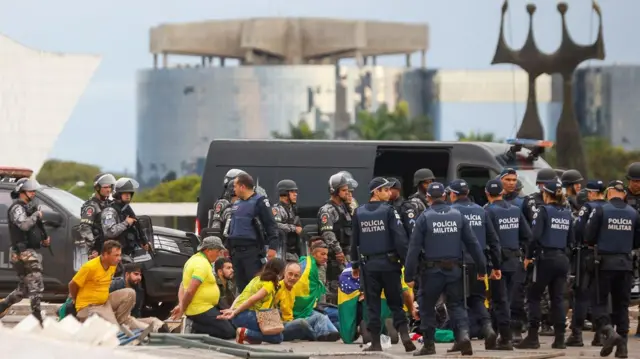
{"left": 227, "top": 172, "right": 280, "bottom": 292}
{"left": 350, "top": 177, "right": 415, "bottom": 353}
{"left": 404, "top": 168, "right": 436, "bottom": 231}
{"left": 208, "top": 169, "right": 247, "bottom": 238}
{"left": 561, "top": 169, "right": 584, "bottom": 215}
{"left": 0, "top": 178, "right": 50, "bottom": 324}
{"left": 449, "top": 179, "right": 502, "bottom": 351}
{"left": 522, "top": 168, "right": 558, "bottom": 223}
{"left": 405, "top": 182, "right": 487, "bottom": 356}
{"left": 76, "top": 173, "right": 117, "bottom": 259}
{"left": 584, "top": 180, "right": 640, "bottom": 358}
{"left": 484, "top": 179, "right": 532, "bottom": 345}
{"left": 567, "top": 180, "right": 606, "bottom": 347}
{"left": 317, "top": 172, "right": 354, "bottom": 304}
{"left": 500, "top": 168, "right": 524, "bottom": 208}
{"left": 272, "top": 179, "right": 303, "bottom": 260}
{"left": 517, "top": 180, "right": 573, "bottom": 350}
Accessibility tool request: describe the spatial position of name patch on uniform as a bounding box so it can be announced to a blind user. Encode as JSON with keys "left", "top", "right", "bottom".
{"left": 608, "top": 218, "right": 632, "bottom": 231}
{"left": 550, "top": 217, "right": 570, "bottom": 230}
{"left": 432, "top": 220, "right": 458, "bottom": 233}
{"left": 499, "top": 217, "right": 519, "bottom": 230}
{"left": 85, "top": 207, "right": 94, "bottom": 217}
{"left": 360, "top": 219, "right": 385, "bottom": 233}
{"left": 464, "top": 214, "right": 482, "bottom": 227}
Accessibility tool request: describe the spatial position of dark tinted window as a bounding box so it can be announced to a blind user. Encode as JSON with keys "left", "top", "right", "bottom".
{"left": 0, "top": 190, "right": 12, "bottom": 223}
{"left": 458, "top": 166, "right": 492, "bottom": 207}
{"left": 373, "top": 148, "right": 451, "bottom": 193}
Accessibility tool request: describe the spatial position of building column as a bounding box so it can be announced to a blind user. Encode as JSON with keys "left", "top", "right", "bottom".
{"left": 201, "top": 57, "right": 206, "bottom": 66}
{"left": 405, "top": 53, "right": 411, "bottom": 68}
{"left": 220, "top": 57, "right": 226, "bottom": 67}
{"left": 372, "top": 56, "right": 377, "bottom": 66}
{"left": 355, "top": 50, "right": 364, "bottom": 67}
{"left": 162, "top": 53, "right": 168, "bottom": 68}
{"left": 421, "top": 50, "right": 426, "bottom": 68}
{"left": 153, "top": 54, "right": 158, "bottom": 69}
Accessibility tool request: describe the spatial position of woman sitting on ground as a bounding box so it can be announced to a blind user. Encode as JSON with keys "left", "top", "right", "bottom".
{"left": 218, "top": 258, "right": 286, "bottom": 344}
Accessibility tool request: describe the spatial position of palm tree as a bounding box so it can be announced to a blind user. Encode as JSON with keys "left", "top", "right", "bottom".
{"left": 455, "top": 131, "right": 501, "bottom": 143}
{"left": 351, "top": 101, "right": 434, "bottom": 141}
{"left": 272, "top": 120, "right": 328, "bottom": 139}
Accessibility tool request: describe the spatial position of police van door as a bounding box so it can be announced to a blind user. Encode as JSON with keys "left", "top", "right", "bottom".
{"left": 0, "top": 189, "right": 17, "bottom": 294}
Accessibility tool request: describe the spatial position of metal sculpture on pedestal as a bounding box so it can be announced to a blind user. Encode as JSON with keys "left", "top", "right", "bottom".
{"left": 492, "top": 1, "right": 605, "bottom": 175}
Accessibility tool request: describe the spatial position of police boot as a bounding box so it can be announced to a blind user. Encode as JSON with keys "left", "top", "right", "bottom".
{"left": 360, "top": 320, "right": 371, "bottom": 344}
{"left": 600, "top": 325, "right": 623, "bottom": 357}
{"left": 457, "top": 329, "right": 473, "bottom": 356}
{"left": 398, "top": 324, "right": 417, "bottom": 352}
{"left": 481, "top": 322, "right": 498, "bottom": 350}
{"left": 0, "top": 300, "right": 9, "bottom": 319}
{"left": 515, "top": 327, "right": 540, "bottom": 349}
{"left": 363, "top": 334, "right": 382, "bottom": 352}
{"left": 385, "top": 318, "right": 399, "bottom": 344}
{"left": 551, "top": 330, "right": 566, "bottom": 349}
{"left": 495, "top": 326, "right": 514, "bottom": 351}
{"left": 511, "top": 322, "right": 523, "bottom": 344}
{"left": 413, "top": 339, "right": 436, "bottom": 356}
{"left": 565, "top": 327, "right": 584, "bottom": 347}
{"left": 615, "top": 341, "right": 628, "bottom": 358}
{"left": 592, "top": 330, "right": 603, "bottom": 347}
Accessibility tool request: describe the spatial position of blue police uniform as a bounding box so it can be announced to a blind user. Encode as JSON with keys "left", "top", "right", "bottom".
{"left": 517, "top": 181, "right": 573, "bottom": 350}
{"left": 584, "top": 181, "right": 640, "bottom": 357}
{"left": 405, "top": 183, "right": 486, "bottom": 356}
{"left": 351, "top": 178, "right": 414, "bottom": 352}
{"left": 228, "top": 192, "right": 280, "bottom": 292}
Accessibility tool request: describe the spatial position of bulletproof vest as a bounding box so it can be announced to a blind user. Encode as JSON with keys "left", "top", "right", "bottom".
{"left": 505, "top": 192, "right": 524, "bottom": 209}
{"left": 452, "top": 202, "right": 486, "bottom": 259}
{"left": 597, "top": 202, "right": 636, "bottom": 254}
{"left": 409, "top": 192, "right": 428, "bottom": 215}
{"left": 539, "top": 205, "right": 571, "bottom": 249}
{"left": 87, "top": 198, "right": 105, "bottom": 241}
{"left": 8, "top": 201, "right": 45, "bottom": 251}
{"left": 356, "top": 204, "right": 393, "bottom": 256}
{"left": 111, "top": 202, "right": 140, "bottom": 252}
{"left": 228, "top": 195, "right": 260, "bottom": 240}
{"left": 626, "top": 193, "right": 640, "bottom": 213}
{"left": 423, "top": 207, "right": 463, "bottom": 260}
{"left": 330, "top": 202, "right": 352, "bottom": 247}
{"left": 279, "top": 202, "right": 298, "bottom": 248}
{"left": 487, "top": 203, "right": 520, "bottom": 250}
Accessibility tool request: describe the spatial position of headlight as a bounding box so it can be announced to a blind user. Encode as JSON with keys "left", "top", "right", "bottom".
{"left": 153, "top": 235, "right": 181, "bottom": 254}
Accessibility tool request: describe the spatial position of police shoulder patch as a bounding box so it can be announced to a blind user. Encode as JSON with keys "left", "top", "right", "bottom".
{"left": 263, "top": 198, "right": 270, "bottom": 207}
{"left": 321, "top": 213, "right": 329, "bottom": 224}
{"left": 272, "top": 207, "right": 278, "bottom": 216}
{"left": 85, "top": 206, "right": 94, "bottom": 217}
{"left": 578, "top": 207, "right": 586, "bottom": 217}
{"left": 393, "top": 209, "right": 401, "bottom": 219}
{"left": 533, "top": 212, "right": 538, "bottom": 219}
{"left": 408, "top": 212, "right": 415, "bottom": 219}
{"left": 214, "top": 203, "right": 222, "bottom": 213}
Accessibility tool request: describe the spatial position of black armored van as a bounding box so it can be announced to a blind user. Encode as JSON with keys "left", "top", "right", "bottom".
{"left": 196, "top": 139, "right": 553, "bottom": 231}
{"left": 0, "top": 168, "right": 198, "bottom": 318}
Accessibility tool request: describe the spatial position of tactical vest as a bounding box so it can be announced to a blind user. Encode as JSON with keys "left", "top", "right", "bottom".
{"left": 508, "top": 196, "right": 524, "bottom": 210}
{"left": 228, "top": 195, "right": 260, "bottom": 241}
{"left": 452, "top": 202, "right": 486, "bottom": 262}
{"left": 356, "top": 204, "right": 393, "bottom": 256}
{"left": 487, "top": 203, "right": 520, "bottom": 250}
{"left": 597, "top": 203, "right": 636, "bottom": 254}
{"left": 209, "top": 198, "right": 231, "bottom": 231}
{"left": 110, "top": 202, "right": 140, "bottom": 253}
{"left": 329, "top": 202, "right": 352, "bottom": 247}
{"left": 279, "top": 203, "right": 298, "bottom": 248}
{"left": 88, "top": 198, "right": 105, "bottom": 244}
{"left": 423, "top": 208, "right": 463, "bottom": 260}
{"left": 627, "top": 193, "right": 640, "bottom": 213}
{"left": 539, "top": 205, "right": 571, "bottom": 249}
{"left": 8, "top": 201, "right": 45, "bottom": 252}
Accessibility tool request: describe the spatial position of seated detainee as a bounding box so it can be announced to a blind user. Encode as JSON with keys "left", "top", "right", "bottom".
{"left": 110, "top": 263, "right": 167, "bottom": 332}
{"left": 68, "top": 240, "right": 137, "bottom": 327}
{"left": 218, "top": 258, "right": 286, "bottom": 344}
{"left": 214, "top": 257, "right": 237, "bottom": 310}
{"left": 290, "top": 240, "right": 340, "bottom": 341}
{"left": 170, "top": 236, "right": 235, "bottom": 339}
{"left": 275, "top": 262, "right": 314, "bottom": 341}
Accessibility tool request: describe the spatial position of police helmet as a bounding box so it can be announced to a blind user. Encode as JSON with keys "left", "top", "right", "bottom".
{"left": 626, "top": 162, "right": 640, "bottom": 180}
{"left": 576, "top": 188, "right": 588, "bottom": 208}
{"left": 561, "top": 169, "right": 583, "bottom": 186}
{"left": 516, "top": 179, "right": 523, "bottom": 192}
{"left": 115, "top": 178, "right": 140, "bottom": 194}
{"left": 277, "top": 179, "right": 298, "bottom": 196}
{"left": 223, "top": 169, "right": 247, "bottom": 188}
{"left": 328, "top": 173, "right": 350, "bottom": 194}
{"left": 337, "top": 171, "right": 358, "bottom": 190}
{"left": 413, "top": 168, "right": 435, "bottom": 187}
{"left": 535, "top": 168, "right": 557, "bottom": 183}
{"left": 93, "top": 173, "right": 117, "bottom": 189}
{"left": 15, "top": 178, "right": 41, "bottom": 192}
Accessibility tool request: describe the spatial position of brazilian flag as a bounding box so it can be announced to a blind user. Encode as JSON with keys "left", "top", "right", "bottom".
{"left": 292, "top": 255, "right": 326, "bottom": 319}
{"left": 337, "top": 264, "right": 362, "bottom": 343}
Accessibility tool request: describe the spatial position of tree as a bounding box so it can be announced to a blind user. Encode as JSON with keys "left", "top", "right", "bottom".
{"left": 37, "top": 160, "right": 106, "bottom": 199}
{"left": 135, "top": 175, "right": 201, "bottom": 202}
{"left": 351, "top": 101, "right": 434, "bottom": 141}
{"left": 455, "top": 131, "right": 502, "bottom": 143}
{"left": 272, "top": 120, "right": 328, "bottom": 140}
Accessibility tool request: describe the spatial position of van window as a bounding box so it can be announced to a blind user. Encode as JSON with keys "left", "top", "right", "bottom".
{"left": 0, "top": 190, "right": 12, "bottom": 223}
{"left": 457, "top": 166, "right": 492, "bottom": 207}
{"left": 373, "top": 147, "right": 450, "bottom": 195}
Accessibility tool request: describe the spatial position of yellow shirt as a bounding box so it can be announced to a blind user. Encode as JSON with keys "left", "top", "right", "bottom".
{"left": 233, "top": 277, "right": 276, "bottom": 312}
{"left": 182, "top": 252, "right": 220, "bottom": 316}
{"left": 72, "top": 257, "right": 116, "bottom": 312}
{"left": 274, "top": 280, "right": 295, "bottom": 322}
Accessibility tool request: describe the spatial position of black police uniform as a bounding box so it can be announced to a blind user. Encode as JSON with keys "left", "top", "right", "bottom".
{"left": 585, "top": 196, "right": 640, "bottom": 357}
{"left": 351, "top": 198, "right": 412, "bottom": 351}
{"left": 451, "top": 196, "right": 502, "bottom": 349}
{"left": 518, "top": 199, "right": 573, "bottom": 349}
{"left": 405, "top": 184, "right": 486, "bottom": 356}
{"left": 405, "top": 169, "right": 435, "bottom": 233}
{"left": 485, "top": 198, "right": 532, "bottom": 341}
{"left": 227, "top": 192, "right": 279, "bottom": 292}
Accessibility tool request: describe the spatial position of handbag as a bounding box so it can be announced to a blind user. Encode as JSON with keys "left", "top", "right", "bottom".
{"left": 256, "top": 288, "right": 284, "bottom": 335}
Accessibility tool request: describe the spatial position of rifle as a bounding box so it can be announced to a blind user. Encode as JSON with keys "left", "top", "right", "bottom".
{"left": 121, "top": 204, "right": 149, "bottom": 251}
{"left": 27, "top": 204, "right": 53, "bottom": 256}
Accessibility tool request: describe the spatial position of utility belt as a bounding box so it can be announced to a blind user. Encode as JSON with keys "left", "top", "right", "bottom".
{"left": 501, "top": 248, "right": 521, "bottom": 260}
{"left": 421, "top": 259, "right": 461, "bottom": 270}
{"left": 361, "top": 252, "right": 400, "bottom": 264}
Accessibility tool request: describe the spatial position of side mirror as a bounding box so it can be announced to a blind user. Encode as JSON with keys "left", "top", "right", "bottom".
{"left": 42, "top": 211, "right": 63, "bottom": 227}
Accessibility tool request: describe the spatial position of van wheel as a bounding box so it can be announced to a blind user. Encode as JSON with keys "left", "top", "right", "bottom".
{"left": 144, "top": 301, "right": 175, "bottom": 320}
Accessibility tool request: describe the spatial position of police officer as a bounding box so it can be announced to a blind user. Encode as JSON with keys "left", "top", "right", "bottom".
{"left": 584, "top": 180, "right": 640, "bottom": 358}
{"left": 576, "top": 188, "right": 589, "bottom": 209}
{"left": 227, "top": 172, "right": 279, "bottom": 292}
{"left": 405, "top": 168, "right": 436, "bottom": 230}
{"left": 522, "top": 168, "right": 558, "bottom": 223}
{"left": 517, "top": 180, "right": 573, "bottom": 350}
{"left": 208, "top": 169, "right": 247, "bottom": 238}
{"left": 350, "top": 177, "right": 415, "bottom": 353}
{"left": 449, "top": 179, "right": 502, "bottom": 350}
{"left": 625, "top": 162, "right": 640, "bottom": 338}
{"left": 405, "top": 182, "right": 487, "bottom": 356}
{"left": 272, "top": 179, "right": 302, "bottom": 260}
{"left": 500, "top": 168, "right": 524, "bottom": 208}
{"left": 566, "top": 180, "right": 606, "bottom": 347}
{"left": 484, "top": 179, "right": 532, "bottom": 345}
{"left": 102, "top": 178, "right": 150, "bottom": 267}
{"left": 388, "top": 178, "right": 415, "bottom": 236}
{"left": 318, "top": 172, "right": 354, "bottom": 304}
{"left": 77, "top": 173, "right": 117, "bottom": 259}
{"left": 561, "top": 169, "right": 584, "bottom": 215}
{"left": 516, "top": 179, "right": 524, "bottom": 197}
{"left": 0, "top": 179, "right": 49, "bottom": 324}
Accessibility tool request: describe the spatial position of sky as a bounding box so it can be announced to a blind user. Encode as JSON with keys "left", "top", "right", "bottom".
{"left": 1, "top": 0, "right": 639, "bottom": 172}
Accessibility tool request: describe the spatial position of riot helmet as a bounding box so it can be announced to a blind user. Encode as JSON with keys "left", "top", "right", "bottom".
{"left": 535, "top": 168, "right": 557, "bottom": 184}
{"left": 328, "top": 173, "right": 350, "bottom": 199}
{"left": 93, "top": 173, "right": 117, "bottom": 199}
{"left": 561, "top": 169, "right": 584, "bottom": 186}
{"left": 516, "top": 179, "right": 523, "bottom": 193}
{"left": 11, "top": 178, "right": 41, "bottom": 201}
{"left": 626, "top": 162, "right": 640, "bottom": 181}
{"left": 576, "top": 188, "right": 588, "bottom": 208}
{"left": 222, "top": 169, "right": 247, "bottom": 199}
{"left": 114, "top": 177, "right": 139, "bottom": 203}
{"left": 337, "top": 171, "right": 358, "bottom": 191}
{"left": 413, "top": 168, "right": 435, "bottom": 187}
{"left": 277, "top": 179, "right": 298, "bottom": 196}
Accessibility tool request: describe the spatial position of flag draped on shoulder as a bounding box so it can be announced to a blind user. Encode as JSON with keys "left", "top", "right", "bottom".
{"left": 292, "top": 255, "right": 325, "bottom": 319}
{"left": 337, "top": 264, "right": 361, "bottom": 344}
